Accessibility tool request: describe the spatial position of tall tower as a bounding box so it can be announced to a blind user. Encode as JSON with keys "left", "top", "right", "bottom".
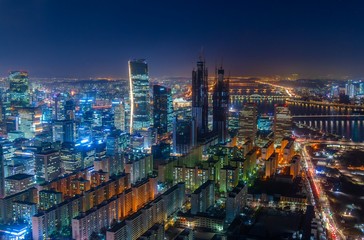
{"left": 153, "top": 85, "right": 173, "bottom": 137}
{"left": 128, "top": 59, "right": 150, "bottom": 134}
{"left": 8, "top": 71, "right": 29, "bottom": 107}
{"left": 213, "top": 67, "right": 229, "bottom": 143}
{"left": 192, "top": 58, "right": 208, "bottom": 140}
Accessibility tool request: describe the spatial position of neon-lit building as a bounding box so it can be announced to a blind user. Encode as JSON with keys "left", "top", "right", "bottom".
{"left": 128, "top": 59, "right": 150, "bottom": 134}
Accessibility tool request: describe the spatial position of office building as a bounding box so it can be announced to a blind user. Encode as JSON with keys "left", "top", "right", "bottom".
{"left": 273, "top": 105, "right": 292, "bottom": 143}
{"left": 212, "top": 67, "right": 229, "bottom": 144}
{"left": 60, "top": 142, "right": 82, "bottom": 173}
{"left": 35, "top": 149, "right": 61, "bottom": 182}
{"left": 8, "top": 71, "right": 29, "bottom": 107}
{"left": 128, "top": 59, "right": 150, "bottom": 134}
{"left": 345, "top": 80, "right": 356, "bottom": 98}
{"left": 54, "top": 94, "right": 66, "bottom": 120}
{"left": 18, "top": 107, "right": 43, "bottom": 139}
{"left": 0, "top": 146, "right": 4, "bottom": 198}
{"left": 64, "top": 99, "right": 75, "bottom": 120}
{"left": 192, "top": 58, "right": 209, "bottom": 140}
{"left": 153, "top": 85, "right": 173, "bottom": 137}
{"left": 5, "top": 173, "right": 35, "bottom": 196}
{"left": 173, "top": 117, "right": 197, "bottom": 155}
{"left": 52, "top": 120, "right": 76, "bottom": 143}
{"left": 113, "top": 101, "right": 125, "bottom": 131}
{"left": 238, "top": 104, "right": 257, "bottom": 143}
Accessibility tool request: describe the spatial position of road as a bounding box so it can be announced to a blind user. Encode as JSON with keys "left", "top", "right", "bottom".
{"left": 299, "top": 139, "right": 346, "bottom": 240}
{"left": 296, "top": 138, "right": 364, "bottom": 147}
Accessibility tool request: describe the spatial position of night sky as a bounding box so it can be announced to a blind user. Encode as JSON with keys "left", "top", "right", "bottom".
{"left": 1, "top": 0, "right": 364, "bottom": 79}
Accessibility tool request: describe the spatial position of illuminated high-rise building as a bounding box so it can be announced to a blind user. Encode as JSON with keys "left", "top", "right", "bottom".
{"left": 8, "top": 71, "right": 29, "bottom": 106}
{"left": 153, "top": 85, "right": 173, "bottom": 137}
{"left": 173, "top": 117, "right": 197, "bottom": 155}
{"left": 52, "top": 120, "right": 76, "bottom": 143}
{"left": 35, "top": 149, "right": 61, "bottom": 182}
{"left": 0, "top": 146, "right": 4, "bottom": 198}
{"left": 64, "top": 99, "right": 75, "bottom": 120}
{"left": 18, "top": 107, "right": 43, "bottom": 139}
{"left": 238, "top": 104, "right": 257, "bottom": 143}
{"left": 273, "top": 105, "right": 292, "bottom": 143}
{"left": 345, "top": 80, "right": 356, "bottom": 98}
{"left": 113, "top": 100, "right": 125, "bottom": 131}
{"left": 212, "top": 67, "right": 229, "bottom": 144}
{"left": 128, "top": 59, "right": 150, "bottom": 134}
{"left": 54, "top": 94, "right": 66, "bottom": 120}
{"left": 192, "top": 58, "right": 209, "bottom": 140}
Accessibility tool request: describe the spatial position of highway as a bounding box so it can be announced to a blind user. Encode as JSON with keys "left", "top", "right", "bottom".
{"left": 292, "top": 115, "right": 364, "bottom": 118}
{"left": 296, "top": 138, "right": 364, "bottom": 147}
{"left": 299, "top": 139, "right": 347, "bottom": 240}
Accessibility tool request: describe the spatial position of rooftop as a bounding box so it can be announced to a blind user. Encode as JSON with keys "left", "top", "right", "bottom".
{"left": 5, "top": 173, "right": 33, "bottom": 181}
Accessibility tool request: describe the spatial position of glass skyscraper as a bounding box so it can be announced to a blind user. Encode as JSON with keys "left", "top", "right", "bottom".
{"left": 153, "top": 85, "right": 173, "bottom": 136}
{"left": 8, "top": 71, "right": 29, "bottom": 106}
{"left": 128, "top": 59, "right": 150, "bottom": 134}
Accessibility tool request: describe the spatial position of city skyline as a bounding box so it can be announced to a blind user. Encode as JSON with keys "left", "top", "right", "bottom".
{"left": 1, "top": 1, "right": 364, "bottom": 79}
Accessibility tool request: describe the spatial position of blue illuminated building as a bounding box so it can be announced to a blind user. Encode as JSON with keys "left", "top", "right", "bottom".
{"left": 128, "top": 59, "right": 150, "bottom": 134}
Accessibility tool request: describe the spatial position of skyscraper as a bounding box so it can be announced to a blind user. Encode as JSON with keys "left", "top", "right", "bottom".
{"left": 238, "top": 104, "right": 257, "bottom": 143}
{"left": 128, "top": 59, "right": 150, "bottom": 134}
{"left": 173, "top": 117, "right": 197, "bottom": 155}
{"left": 52, "top": 120, "right": 76, "bottom": 143}
{"left": 113, "top": 101, "right": 125, "bottom": 131}
{"left": 192, "top": 58, "right": 209, "bottom": 140}
{"left": 8, "top": 71, "right": 29, "bottom": 107}
{"left": 64, "top": 99, "right": 75, "bottom": 120}
{"left": 18, "top": 107, "right": 43, "bottom": 139}
{"left": 153, "top": 85, "right": 173, "bottom": 137}
{"left": 273, "top": 105, "right": 292, "bottom": 143}
{"left": 54, "top": 94, "right": 66, "bottom": 120}
{"left": 0, "top": 145, "right": 4, "bottom": 198}
{"left": 213, "top": 67, "right": 229, "bottom": 144}
{"left": 345, "top": 80, "right": 356, "bottom": 98}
